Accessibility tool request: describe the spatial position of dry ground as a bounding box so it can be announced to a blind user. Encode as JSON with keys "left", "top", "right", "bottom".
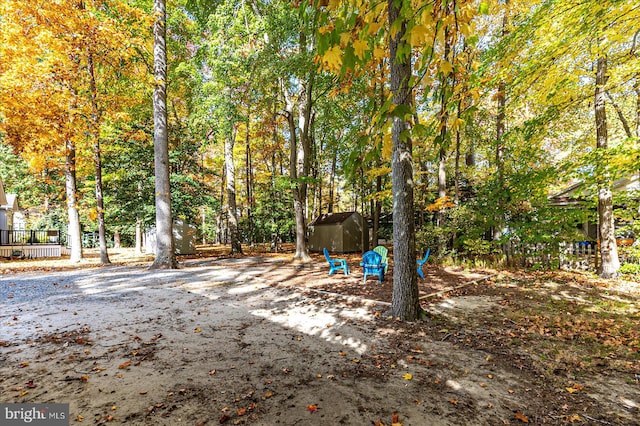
{"left": 1, "top": 246, "right": 639, "bottom": 425}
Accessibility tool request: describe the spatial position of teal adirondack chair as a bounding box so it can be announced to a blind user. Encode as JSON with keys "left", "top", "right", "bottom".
{"left": 360, "top": 250, "right": 386, "bottom": 284}
{"left": 373, "top": 245, "right": 389, "bottom": 273}
{"left": 416, "top": 248, "right": 431, "bottom": 279}
{"left": 323, "top": 248, "right": 350, "bottom": 275}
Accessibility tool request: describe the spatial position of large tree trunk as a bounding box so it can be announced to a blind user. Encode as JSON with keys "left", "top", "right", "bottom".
{"left": 65, "top": 138, "right": 83, "bottom": 263}
{"left": 150, "top": 0, "right": 177, "bottom": 269}
{"left": 226, "top": 126, "right": 242, "bottom": 254}
{"left": 283, "top": 68, "right": 312, "bottom": 261}
{"left": 494, "top": 1, "right": 509, "bottom": 242}
{"left": 87, "top": 49, "right": 110, "bottom": 264}
{"left": 595, "top": 54, "right": 620, "bottom": 278}
{"left": 388, "top": 0, "right": 421, "bottom": 321}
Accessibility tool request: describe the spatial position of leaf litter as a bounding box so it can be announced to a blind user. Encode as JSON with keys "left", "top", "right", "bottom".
{"left": 0, "top": 251, "right": 639, "bottom": 424}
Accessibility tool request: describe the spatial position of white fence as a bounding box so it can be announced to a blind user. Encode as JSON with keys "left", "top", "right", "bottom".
{"left": 0, "top": 244, "right": 62, "bottom": 259}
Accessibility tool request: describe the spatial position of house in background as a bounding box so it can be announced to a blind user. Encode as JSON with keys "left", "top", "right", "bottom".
{"left": 0, "top": 175, "right": 64, "bottom": 258}
{"left": 548, "top": 174, "right": 639, "bottom": 242}
{"left": 308, "top": 211, "right": 367, "bottom": 253}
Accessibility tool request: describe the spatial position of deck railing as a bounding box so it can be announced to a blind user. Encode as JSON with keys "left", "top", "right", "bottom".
{"left": 0, "top": 229, "right": 61, "bottom": 246}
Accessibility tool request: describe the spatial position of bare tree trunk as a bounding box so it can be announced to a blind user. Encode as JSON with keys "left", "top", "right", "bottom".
{"left": 388, "top": 0, "right": 421, "bottom": 321}
{"left": 150, "top": 0, "right": 176, "bottom": 269}
{"left": 226, "top": 126, "right": 242, "bottom": 254}
{"left": 595, "top": 54, "right": 620, "bottom": 278}
{"left": 135, "top": 217, "right": 143, "bottom": 253}
{"left": 65, "top": 138, "right": 83, "bottom": 263}
{"left": 605, "top": 91, "right": 632, "bottom": 138}
{"left": 87, "top": 49, "right": 110, "bottom": 264}
{"left": 494, "top": 1, "right": 509, "bottom": 242}
{"left": 245, "top": 115, "right": 253, "bottom": 245}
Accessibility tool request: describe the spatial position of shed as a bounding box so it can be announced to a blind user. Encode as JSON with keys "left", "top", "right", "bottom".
{"left": 144, "top": 219, "right": 197, "bottom": 255}
{"left": 308, "top": 211, "right": 366, "bottom": 253}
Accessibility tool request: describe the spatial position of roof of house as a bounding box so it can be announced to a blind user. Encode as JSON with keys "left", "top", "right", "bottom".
{"left": 309, "top": 212, "right": 359, "bottom": 226}
{"left": 2, "top": 194, "right": 18, "bottom": 210}
{"left": 548, "top": 174, "right": 640, "bottom": 206}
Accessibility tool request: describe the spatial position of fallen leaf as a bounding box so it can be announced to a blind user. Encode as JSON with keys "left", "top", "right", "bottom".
{"left": 372, "top": 420, "right": 385, "bottom": 426}
{"left": 209, "top": 370, "right": 217, "bottom": 375}
{"left": 352, "top": 359, "right": 361, "bottom": 363}
{"left": 194, "top": 328, "right": 202, "bottom": 333}
{"left": 25, "top": 380, "right": 37, "bottom": 389}
{"left": 18, "top": 361, "right": 29, "bottom": 368}
{"left": 81, "top": 375, "right": 89, "bottom": 382}
{"left": 219, "top": 414, "right": 230, "bottom": 423}
{"left": 77, "top": 414, "right": 84, "bottom": 422}
{"left": 403, "top": 373, "right": 413, "bottom": 380}
{"left": 119, "top": 361, "right": 132, "bottom": 369}
{"left": 449, "top": 398, "right": 457, "bottom": 405}
{"left": 237, "top": 408, "right": 247, "bottom": 416}
{"left": 264, "top": 391, "right": 274, "bottom": 399}
{"left": 565, "top": 387, "right": 579, "bottom": 394}
{"left": 18, "top": 390, "right": 29, "bottom": 397}
{"left": 306, "top": 404, "right": 319, "bottom": 413}
{"left": 139, "top": 390, "right": 147, "bottom": 395}
{"left": 515, "top": 411, "right": 529, "bottom": 423}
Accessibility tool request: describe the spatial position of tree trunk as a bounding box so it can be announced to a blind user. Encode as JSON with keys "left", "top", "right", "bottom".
{"left": 388, "top": 0, "right": 421, "bottom": 321}
{"left": 135, "top": 217, "right": 143, "bottom": 253}
{"left": 65, "top": 138, "right": 83, "bottom": 263}
{"left": 226, "top": 126, "right": 242, "bottom": 254}
{"left": 283, "top": 69, "right": 312, "bottom": 261}
{"left": 87, "top": 49, "right": 110, "bottom": 264}
{"left": 245, "top": 115, "right": 253, "bottom": 245}
{"left": 150, "top": 0, "right": 177, "bottom": 269}
{"left": 494, "top": 1, "right": 509, "bottom": 242}
{"left": 595, "top": 54, "right": 620, "bottom": 278}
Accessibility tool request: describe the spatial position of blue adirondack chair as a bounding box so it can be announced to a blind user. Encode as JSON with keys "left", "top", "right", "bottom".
{"left": 373, "top": 245, "right": 389, "bottom": 273}
{"left": 323, "top": 248, "right": 350, "bottom": 275}
{"left": 416, "top": 248, "right": 431, "bottom": 279}
{"left": 360, "top": 250, "right": 386, "bottom": 284}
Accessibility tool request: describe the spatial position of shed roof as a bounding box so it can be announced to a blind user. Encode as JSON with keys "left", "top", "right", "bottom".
{"left": 309, "top": 212, "right": 358, "bottom": 226}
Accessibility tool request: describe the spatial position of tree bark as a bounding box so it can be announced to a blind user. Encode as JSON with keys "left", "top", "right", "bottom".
{"left": 87, "top": 49, "right": 110, "bottom": 264}
{"left": 226, "top": 126, "right": 242, "bottom": 254}
{"left": 595, "top": 54, "right": 620, "bottom": 278}
{"left": 150, "top": 0, "right": 177, "bottom": 269}
{"left": 65, "top": 137, "right": 83, "bottom": 263}
{"left": 388, "top": 0, "right": 421, "bottom": 321}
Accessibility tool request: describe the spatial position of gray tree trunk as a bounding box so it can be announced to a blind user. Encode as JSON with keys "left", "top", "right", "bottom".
{"left": 226, "top": 127, "right": 242, "bottom": 254}
{"left": 87, "top": 49, "right": 110, "bottom": 264}
{"left": 65, "top": 138, "right": 83, "bottom": 263}
{"left": 150, "top": 0, "right": 177, "bottom": 269}
{"left": 595, "top": 54, "right": 620, "bottom": 278}
{"left": 388, "top": 0, "right": 421, "bottom": 321}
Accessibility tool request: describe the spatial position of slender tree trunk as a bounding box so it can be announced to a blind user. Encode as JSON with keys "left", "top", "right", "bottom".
{"left": 595, "top": 54, "right": 620, "bottom": 278}
{"left": 150, "top": 0, "right": 176, "bottom": 269}
{"left": 226, "top": 126, "right": 242, "bottom": 254}
{"left": 494, "top": 1, "right": 509, "bottom": 242}
{"left": 605, "top": 91, "right": 632, "bottom": 138}
{"left": 217, "top": 165, "right": 225, "bottom": 244}
{"left": 634, "top": 80, "right": 640, "bottom": 137}
{"left": 245, "top": 115, "right": 253, "bottom": 245}
{"left": 87, "top": 50, "right": 110, "bottom": 264}
{"left": 328, "top": 151, "right": 337, "bottom": 213}
{"left": 65, "top": 138, "right": 83, "bottom": 263}
{"left": 388, "top": 0, "right": 421, "bottom": 321}
{"left": 135, "top": 217, "right": 143, "bottom": 253}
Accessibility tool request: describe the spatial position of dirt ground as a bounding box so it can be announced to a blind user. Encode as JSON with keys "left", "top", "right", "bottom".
{"left": 1, "top": 247, "right": 639, "bottom": 425}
